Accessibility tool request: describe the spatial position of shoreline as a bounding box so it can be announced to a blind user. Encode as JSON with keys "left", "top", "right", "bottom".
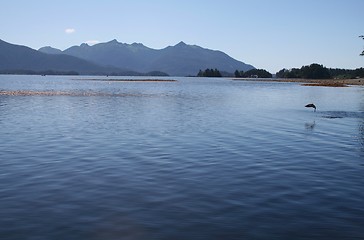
{"left": 0, "top": 90, "right": 154, "bottom": 97}
{"left": 232, "top": 78, "right": 364, "bottom": 87}
{"left": 72, "top": 78, "right": 177, "bottom": 82}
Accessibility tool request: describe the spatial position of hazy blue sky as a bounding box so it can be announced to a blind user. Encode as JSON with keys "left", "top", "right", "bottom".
{"left": 1, "top": 0, "right": 363, "bottom": 73}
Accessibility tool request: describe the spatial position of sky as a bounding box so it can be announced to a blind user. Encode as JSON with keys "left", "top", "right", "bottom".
{"left": 1, "top": 0, "right": 363, "bottom": 73}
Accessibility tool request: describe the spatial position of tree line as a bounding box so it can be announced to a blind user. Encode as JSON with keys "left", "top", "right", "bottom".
{"left": 234, "top": 69, "right": 272, "bottom": 78}
{"left": 197, "top": 68, "right": 222, "bottom": 77}
{"left": 197, "top": 63, "right": 364, "bottom": 80}
{"left": 197, "top": 68, "right": 273, "bottom": 78}
{"left": 276, "top": 63, "right": 364, "bottom": 79}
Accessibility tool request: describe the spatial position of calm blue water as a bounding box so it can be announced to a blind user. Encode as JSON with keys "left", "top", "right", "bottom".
{"left": 0, "top": 75, "right": 363, "bottom": 240}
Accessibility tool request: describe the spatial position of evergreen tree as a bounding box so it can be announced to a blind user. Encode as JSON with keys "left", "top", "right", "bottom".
{"left": 276, "top": 68, "right": 288, "bottom": 78}
{"left": 213, "top": 68, "right": 222, "bottom": 77}
{"left": 196, "top": 68, "right": 222, "bottom": 77}
{"left": 243, "top": 69, "right": 272, "bottom": 78}
{"left": 301, "top": 64, "right": 331, "bottom": 79}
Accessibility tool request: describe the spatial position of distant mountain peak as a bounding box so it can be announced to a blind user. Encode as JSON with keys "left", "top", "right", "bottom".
{"left": 175, "top": 41, "right": 187, "bottom": 47}
{"left": 108, "top": 39, "right": 119, "bottom": 44}
{"left": 38, "top": 46, "right": 63, "bottom": 54}
{"left": 0, "top": 39, "right": 119, "bottom": 75}
{"left": 37, "top": 39, "right": 255, "bottom": 76}
{"left": 80, "top": 43, "right": 89, "bottom": 47}
{"left": 131, "top": 42, "right": 144, "bottom": 47}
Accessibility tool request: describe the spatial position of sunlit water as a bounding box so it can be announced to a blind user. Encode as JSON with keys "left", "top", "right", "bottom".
{"left": 0, "top": 75, "right": 363, "bottom": 240}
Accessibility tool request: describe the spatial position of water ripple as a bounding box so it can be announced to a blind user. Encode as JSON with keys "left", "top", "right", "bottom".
{"left": 0, "top": 76, "right": 364, "bottom": 239}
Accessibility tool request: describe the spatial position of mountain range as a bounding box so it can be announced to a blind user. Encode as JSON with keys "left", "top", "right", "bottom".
{"left": 0, "top": 39, "right": 119, "bottom": 75}
{"left": 1, "top": 39, "right": 255, "bottom": 76}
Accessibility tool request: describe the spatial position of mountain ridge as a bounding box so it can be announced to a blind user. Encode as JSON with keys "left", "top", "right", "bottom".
{"left": 0, "top": 39, "right": 254, "bottom": 76}
{"left": 0, "top": 39, "right": 122, "bottom": 75}
{"left": 40, "top": 40, "right": 255, "bottom": 76}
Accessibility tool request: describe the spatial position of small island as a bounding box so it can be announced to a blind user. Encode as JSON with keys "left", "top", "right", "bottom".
{"left": 233, "top": 63, "right": 364, "bottom": 87}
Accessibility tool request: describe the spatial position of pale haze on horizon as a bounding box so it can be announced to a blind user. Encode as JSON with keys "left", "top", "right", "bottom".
{"left": 1, "top": 0, "right": 363, "bottom": 73}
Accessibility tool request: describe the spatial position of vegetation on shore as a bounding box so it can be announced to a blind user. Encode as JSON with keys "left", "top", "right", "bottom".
{"left": 197, "top": 68, "right": 222, "bottom": 77}
{"left": 234, "top": 69, "right": 272, "bottom": 78}
{"left": 4, "top": 63, "right": 362, "bottom": 81}
{"left": 276, "top": 63, "right": 364, "bottom": 79}
{"left": 198, "top": 63, "right": 364, "bottom": 81}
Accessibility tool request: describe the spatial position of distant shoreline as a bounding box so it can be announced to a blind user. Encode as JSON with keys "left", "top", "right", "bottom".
{"left": 232, "top": 78, "right": 364, "bottom": 87}
{"left": 73, "top": 78, "right": 177, "bottom": 82}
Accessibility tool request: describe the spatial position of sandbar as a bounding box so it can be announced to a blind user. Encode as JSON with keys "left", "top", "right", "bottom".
{"left": 73, "top": 78, "right": 177, "bottom": 82}
{"left": 233, "top": 78, "right": 364, "bottom": 87}
{"left": 0, "top": 90, "right": 151, "bottom": 97}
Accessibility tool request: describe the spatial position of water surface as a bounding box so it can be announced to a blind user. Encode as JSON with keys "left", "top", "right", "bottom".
{"left": 0, "top": 75, "right": 363, "bottom": 239}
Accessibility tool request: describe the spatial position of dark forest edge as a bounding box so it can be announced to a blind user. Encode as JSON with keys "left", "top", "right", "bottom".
{"left": 198, "top": 63, "right": 364, "bottom": 80}
{"left": 1, "top": 64, "right": 363, "bottom": 80}
{"left": 234, "top": 69, "right": 272, "bottom": 78}
{"left": 197, "top": 69, "right": 222, "bottom": 77}
{"left": 197, "top": 68, "right": 272, "bottom": 78}
{"left": 276, "top": 64, "right": 364, "bottom": 79}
